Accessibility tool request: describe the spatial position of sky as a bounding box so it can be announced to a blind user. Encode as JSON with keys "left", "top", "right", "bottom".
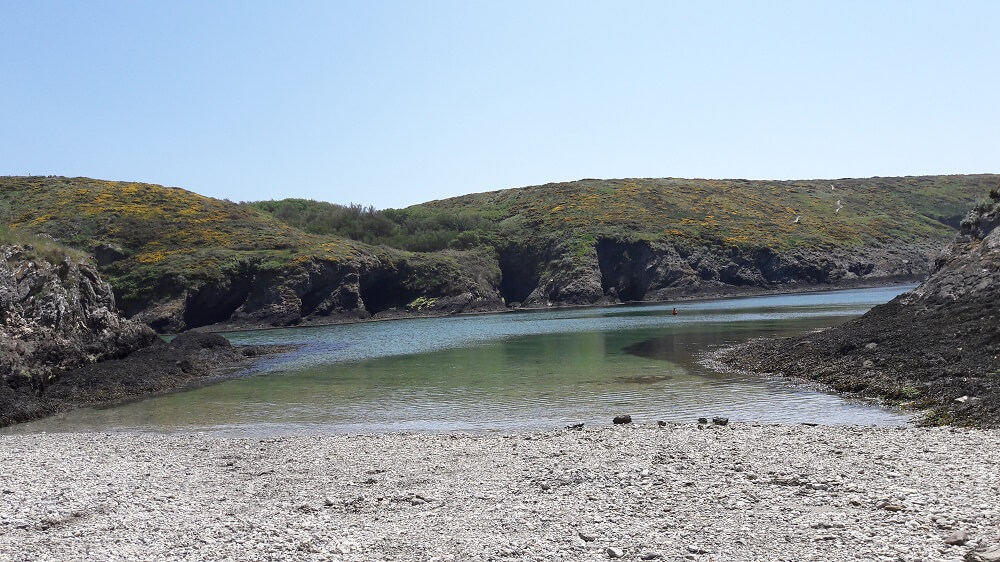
{"left": 1, "top": 1, "right": 998, "bottom": 209}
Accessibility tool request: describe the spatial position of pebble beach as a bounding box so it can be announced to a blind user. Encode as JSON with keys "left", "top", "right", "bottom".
{"left": 2, "top": 424, "right": 999, "bottom": 562}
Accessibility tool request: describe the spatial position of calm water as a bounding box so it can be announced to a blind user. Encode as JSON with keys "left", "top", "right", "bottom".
{"left": 6, "top": 286, "right": 915, "bottom": 435}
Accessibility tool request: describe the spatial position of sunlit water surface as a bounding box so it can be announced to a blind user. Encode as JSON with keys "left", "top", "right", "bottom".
{"left": 6, "top": 286, "right": 916, "bottom": 435}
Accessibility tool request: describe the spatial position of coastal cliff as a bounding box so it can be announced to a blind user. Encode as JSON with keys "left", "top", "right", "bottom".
{"left": 0, "top": 242, "right": 156, "bottom": 424}
{"left": 0, "top": 241, "right": 284, "bottom": 427}
{"left": 718, "top": 191, "right": 1000, "bottom": 426}
{"left": 1, "top": 175, "right": 994, "bottom": 332}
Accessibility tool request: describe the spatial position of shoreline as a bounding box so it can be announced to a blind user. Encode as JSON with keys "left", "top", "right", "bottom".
{"left": 0, "top": 333, "right": 297, "bottom": 429}
{"left": 193, "top": 277, "right": 922, "bottom": 335}
{"left": 2, "top": 424, "right": 997, "bottom": 561}
{"left": 3, "top": 282, "right": 919, "bottom": 431}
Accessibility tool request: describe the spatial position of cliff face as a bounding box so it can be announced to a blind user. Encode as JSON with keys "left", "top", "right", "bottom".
{"left": 2, "top": 175, "right": 993, "bottom": 332}
{"left": 719, "top": 197, "right": 1000, "bottom": 426}
{"left": 128, "top": 249, "right": 506, "bottom": 333}
{"left": 509, "top": 237, "right": 933, "bottom": 308}
{"left": 1, "top": 244, "right": 157, "bottom": 422}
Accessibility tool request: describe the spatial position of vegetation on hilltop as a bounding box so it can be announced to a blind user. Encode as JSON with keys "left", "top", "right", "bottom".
{"left": 246, "top": 199, "right": 498, "bottom": 252}
{"left": 0, "top": 224, "right": 90, "bottom": 264}
{"left": 2, "top": 174, "right": 997, "bottom": 330}
{"left": 250, "top": 176, "right": 996, "bottom": 255}
{"left": 0, "top": 176, "right": 501, "bottom": 326}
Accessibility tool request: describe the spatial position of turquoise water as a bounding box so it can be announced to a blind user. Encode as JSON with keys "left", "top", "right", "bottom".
{"left": 7, "top": 286, "right": 915, "bottom": 434}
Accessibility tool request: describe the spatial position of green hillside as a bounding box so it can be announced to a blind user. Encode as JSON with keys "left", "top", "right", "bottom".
{"left": 2, "top": 174, "right": 997, "bottom": 331}
{"left": 0, "top": 177, "right": 492, "bottom": 327}
{"left": 252, "top": 175, "right": 994, "bottom": 254}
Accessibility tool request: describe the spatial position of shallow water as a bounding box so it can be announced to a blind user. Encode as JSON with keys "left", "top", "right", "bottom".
{"left": 6, "top": 286, "right": 916, "bottom": 435}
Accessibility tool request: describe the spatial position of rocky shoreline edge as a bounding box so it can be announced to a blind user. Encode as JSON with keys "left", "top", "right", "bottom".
{"left": 192, "top": 277, "right": 922, "bottom": 334}
{"left": 1, "top": 424, "right": 997, "bottom": 562}
{"left": 0, "top": 332, "right": 295, "bottom": 427}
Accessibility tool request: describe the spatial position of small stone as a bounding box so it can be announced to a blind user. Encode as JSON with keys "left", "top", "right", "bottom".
{"left": 640, "top": 553, "right": 663, "bottom": 560}
{"left": 612, "top": 415, "right": 632, "bottom": 425}
{"left": 883, "top": 504, "right": 906, "bottom": 512}
{"left": 945, "top": 530, "right": 970, "bottom": 546}
{"left": 565, "top": 423, "right": 584, "bottom": 430}
{"left": 657, "top": 420, "right": 667, "bottom": 427}
{"left": 712, "top": 417, "right": 729, "bottom": 426}
{"left": 606, "top": 547, "right": 624, "bottom": 558}
{"left": 697, "top": 417, "right": 708, "bottom": 425}
{"left": 865, "top": 342, "right": 878, "bottom": 350}
{"left": 955, "top": 395, "right": 970, "bottom": 403}
{"left": 966, "top": 546, "right": 1000, "bottom": 562}
{"left": 578, "top": 530, "right": 596, "bottom": 542}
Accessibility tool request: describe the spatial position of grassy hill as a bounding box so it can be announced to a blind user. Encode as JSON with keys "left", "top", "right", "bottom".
{"left": 251, "top": 175, "right": 994, "bottom": 254}
{"left": 2, "top": 174, "right": 997, "bottom": 331}
{"left": 0, "top": 177, "right": 501, "bottom": 330}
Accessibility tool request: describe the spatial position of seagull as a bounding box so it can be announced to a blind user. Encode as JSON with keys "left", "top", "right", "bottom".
{"left": 831, "top": 185, "right": 836, "bottom": 191}
{"left": 792, "top": 215, "right": 801, "bottom": 224}
{"left": 835, "top": 200, "right": 843, "bottom": 213}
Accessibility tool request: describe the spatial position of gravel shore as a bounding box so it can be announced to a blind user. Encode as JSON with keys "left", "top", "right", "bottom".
{"left": 2, "top": 424, "right": 998, "bottom": 562}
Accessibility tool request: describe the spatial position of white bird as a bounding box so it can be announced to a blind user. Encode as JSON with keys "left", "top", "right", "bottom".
{"left": 792, "top": 215, "right": 801, "bottom": 224}
{"left": 831, "top": 185, "right": 836, "bottom": 190}
{"left": 835, "top": 200, "right": 843, "bottom": 213}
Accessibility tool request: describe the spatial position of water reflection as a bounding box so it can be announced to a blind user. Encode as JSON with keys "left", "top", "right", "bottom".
{"left": 4, "top": 286, "right": 915, "bottom": 435}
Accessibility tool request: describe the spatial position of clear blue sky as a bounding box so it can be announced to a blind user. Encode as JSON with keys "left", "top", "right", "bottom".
{"left": 2, "top": 1, "right": 997, "bottom": 209}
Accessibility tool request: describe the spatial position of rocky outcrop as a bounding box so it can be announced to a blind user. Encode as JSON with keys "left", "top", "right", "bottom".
{"left": 1, "top": 244, "right": 165, "bottom": 425}
{"left": 717, "top": 195, "right": 1000, "bottom": 426}
{"left": 511, "top": 237, "right": 934, "bottom": 308}
{"left": 132, "top": 249, "right": 507, "bottom": 333}
{"left": 120, "top": 233, "right": 935, "bottom": 331}
{"left": 0, "top": 330, "right": 282, "bottom": 427}
{"left": 0, "top": 244, "right": 157, "bottom": 392}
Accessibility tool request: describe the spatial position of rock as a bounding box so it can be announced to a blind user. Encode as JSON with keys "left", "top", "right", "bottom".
{"left": 606, "top": 546, "right": 624, "bottom": 558}
{"left": 714, "top": 199, "right": 1000, "bottom": 428}
{"left": 1, "top": 244, "right": 157, "bottom": 426}
{"left": 966, "top": 546, "right": 1000, "bottom": 562}
{"left": 657, "top": 420, "right": 667, "bottom": 427}
{"left": 640, "top": 553, "right": 663, "bottom": 560}
{"left": 169, "top": 332, "right": 232, "bottom": 351}
{"left": 93, "top": 243, "right": 127, "bottom": 266}
{"left": 883, "top": 504, "right": 906, "bottom": 512}
{"left": 565, "top": 423, "right": 584, "bottom": 430}
{"left": 712, "top": 417, "right": 729, "bottom": 426}
{"left": 612, "top": 415, "right": 632, "bottom": 425}
{"left": 697, "top": 417, "right": 708, "bottom": 425}
{"left": 577, "top": 531, "right": 596, "bottom": 542}
{"left": 945, "top": 530, "right": 970, "bottom": 545}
